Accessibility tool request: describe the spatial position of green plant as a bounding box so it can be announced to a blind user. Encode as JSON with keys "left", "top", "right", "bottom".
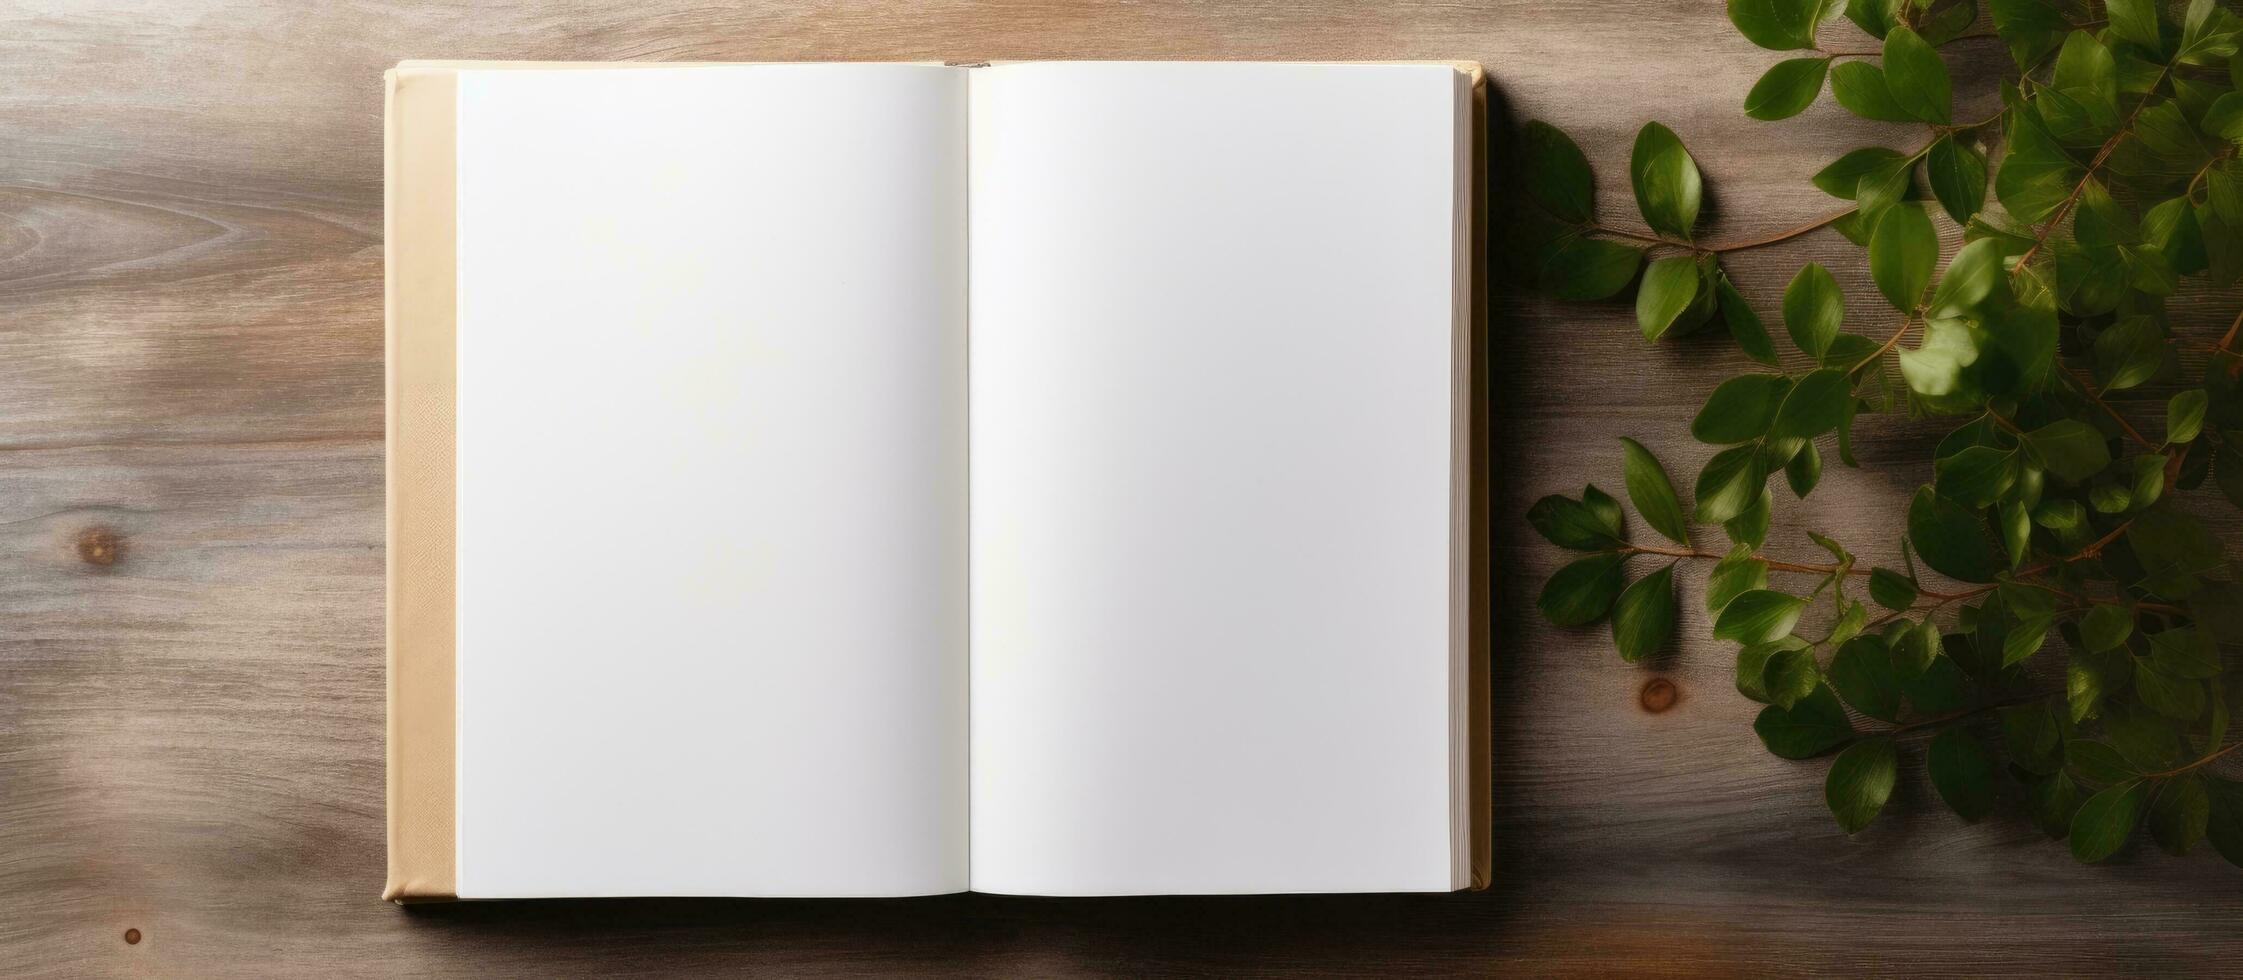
{"left": 1519, "top": 0, "right": 2243, "bottom": 864}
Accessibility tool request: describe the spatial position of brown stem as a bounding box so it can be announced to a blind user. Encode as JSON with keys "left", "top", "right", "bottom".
{"left": 1865, "top": 582, "right": 1997, "bottom": 631}
{"left": 1707, "top": 210, "right": 1855, "bottom": 253}
{"left": 2072, "top": 519, "right": 2134, "bottom": 561}
{"left": 1582, "top": 110, "right": 2001, "bottom": 256}
{"left": 2139, "top": 741, "right": 2243, "bottom": 780}
{"left": 2011, "top": 64, "right": 2178, "bottom": 276}
{"left": 1620, "top": 542, "right": 1860, "bottom": 577}
{"left": 1621, "top": 544, "right": 1989, "bottom": 604}
{"left": 2061, "top": 366, "right": 2156, "bottom": 448}
{"left": 1817, "top": 30, "right": 2002, "bottom": 58}
{"left": 1849, "top": 315, "right": 1916, "bottom": 376}
{"left": 1883, "top": 691, "right": 2053, "bottom": 737}
{"left": 2005, "top": 577, "right": 2186, "bottom": 616}
{"left": 1589, "top": 225, "right": 1689, "bottom": 249}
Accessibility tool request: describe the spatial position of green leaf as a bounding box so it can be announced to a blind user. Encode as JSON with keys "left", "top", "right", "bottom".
{"left": 1763, "top": 646, "right": 1823, "bottom": 709}
{"left": 1905, "top": 652, "right": 1972, "bottom": 715}
{"left": 1928, "top": 728, "right": 1996, "bottom": 821}
{"left": 2068, "top": 648, "right": 2128, "bottom": 724}
{"left": 2149, "top": 774, "right": 2211, "bottom": 856}
{"left": 1747, "top": 57, "right": 1832, "bottom": 120}
{"left": 1617, "top": 437, "right": 1691, "bottom": 546}
{"left": 1729, "top": 0, "right": 1827, "bottom": 50}
{"left": 1813, "top": 147, "right": 1907, "bottom": 198}
{"left": 2029, "top": 770, "right": 2086, "bottom": 838}
{"left": 2130, "top": 508, "right": 2219, "bottom": 598}
{"left": 1785, "top": 439, "right": 1824, "bottom": 496}
{"left": 2090, "top": 314, "right": 2166, "bottom": 391}
{"left": 2206, "top": 776, "right": 2243, "bottom": 867}
{"left": 1917, "top": 0, "right": 1980, "bottom": 45}
{"left": 1826, "top": 737, "right": 1899, "bottom": 833}
{"left": 1882, "top": 27, "right": 1953, "bottom": 124}
{"left": 2002, "top": 499, "right": 2033, "bottom": 570}
{"left": 2022, "top": 419, "right": 2113, "bottom": 483}
{"left": 2081, "top": 603, "right": 2133, "bottom": 652}
{"left": 1830, "top": 61, "right": 1917, "bottom": 122}
{"left": 2107, "top": 0, "right": 2166, "bottom": 54}
{"left": 1541, "top": 236, "right": 1646, "bottom": 301}
{"left": 1528, "top": 494, "right": 1621, "bottom": 549}
{"left": 2108, "top": 703, "right": 2183, "bottom": 769}
{"left": 1829, "top": 637, "right": 1904, "bottom": 722}
{"left": 1725, "top": 488, "right": 1773, "bottom": 549}
{"left": 1714, "top": 589, "right": 1809, "bottom": 643}
{"left": 1636, "top": 254, "right": 1702, "bottom": 341}
{"left": 1869, "top": 567, "right": 1917, "bottom": 610}
{"left": 1892, "top": 617, "right": 1939, "bottom": 676}
{"left": 1992, "top": 0, "right": 2070, "bottom": 67}
{"left": 1611, "top": 564, "right": 1679, "bottom": 663}
{"left": 2002, "top": 613, "right": 2053, "bottom": 666}
{"left": 2069, "top": 780, "right": 2147, "bottom": 862}
{"left": 2047, "top": 32, "right": 2119, "bottom": 141}
{"left": 2148, "top": 626, "right": 2221, "bottom": 679}
{"left": 1998, "top": 103, "right": 2084, "bottom": 224}
{"left": 2180, "top": 0, "right": 2243, "bottom": 64}
{"left": 2133, "top": 453, "right": 2167, "bottom": 508}
{"left": 1855, "top": 155, "right": 1915, "bottom": 223}
{"left": 1828, "top": 597, "right": 1869, "bottom": 647}
{"left": 1846, "top": 0, "right": 1903, "bottom": 38}
{"left": 1737, "top": 641, "right": 1783, "bottom": 703}
{"left": 1538, "top": 553, "right": 1628, "bottom": 626}
{"left": 2003, "top": 700, "right": 2065, "bottom": 775}
{"left": 1695, "top": 445, "right": 1767, "bottom": 525}
{"left": 2134, "top": 657, "right": 2207, "bottom": 720}
{"left": 1707, "top": 550, "right": 1770, "bottom": 614}
{"left": 1692, "top": 374, "right": 1793, "bottom": 444}
{"left": 2166, "top": 389, "right": 2208, "bottom": 444}
{"left": 1926, "top": 135, "right": 1988, "bottom": 224}
{"left": 1768, "top": 368, "right": 1853, "bottom": 442}
{"left": 1755, "top": 684, "right": 1855, "bottom": 758}
{"left": 2034, "top": 497, "right": 2085, "bottom": 530}
{"left": 1717, "top": 273, "right": 1780, "bottom": 366}
{"left": 1907, "top": 486, "right": 2001, "bottom": 582}
{"left": 1933, "top": 445, "right": 2017, "bottom": 508}
{"left": 1582, "top": 486, "right": 1624, "bottom": 537}
{"left": 1522, "top": 121, "right": 1596, "bottom": 224}
{"left": 2068, "top": 739, "right": 2139, "bottom": 786}
{"left": 1869, "top": 203, "right": 1937, "bottom": 311}
{"left": 1782, "top": 263, "right": 1845, "bottom": 358}
{"left": 2206, "top": 91, "right": 2243, "bottom": 145}
{"left": 1927, "top": 238, "right": 2008, "bottom": 319}
{"left": 1630, "top": 122, "right": 1702, "bottom": 241}
{"left": 2089, "top": 483, "right": 2132, "bottom": 514}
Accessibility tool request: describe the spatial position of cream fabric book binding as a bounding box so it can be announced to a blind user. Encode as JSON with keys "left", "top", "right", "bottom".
{"left": 385, "top": 59, "right": 1489, "bottom": 902}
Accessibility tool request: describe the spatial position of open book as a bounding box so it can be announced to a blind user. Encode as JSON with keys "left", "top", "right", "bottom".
{"left": 384, "top": 60, "right": 1489, "bottom": 901}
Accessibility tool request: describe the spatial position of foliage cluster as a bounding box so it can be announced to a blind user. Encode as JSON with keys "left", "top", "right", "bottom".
{"left": 1521, "top": 0, "right": 2243, "bottom": 863}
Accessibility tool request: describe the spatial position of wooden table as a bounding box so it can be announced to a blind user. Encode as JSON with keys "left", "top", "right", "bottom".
{"left": 5, "top": 1, "right": 2239, "bottom": 975}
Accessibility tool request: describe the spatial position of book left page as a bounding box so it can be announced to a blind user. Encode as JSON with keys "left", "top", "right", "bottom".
{"left": 451, "top": 64, "right": 969, "bottom": 898}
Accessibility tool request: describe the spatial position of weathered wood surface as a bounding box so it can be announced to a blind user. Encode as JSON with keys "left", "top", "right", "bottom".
{"left": 3, "top": 1, "right": 2240, "bottom": 976}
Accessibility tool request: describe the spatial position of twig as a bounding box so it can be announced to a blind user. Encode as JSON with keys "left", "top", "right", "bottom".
{"left": 2060, "top": 366, "right": 2156, "bottom": 448}
{"left": 1849, "top": 315, "right": 1917, "bottom": 376}
{"left": 2011, "top": 64, "right": 2178, "bottom": 275}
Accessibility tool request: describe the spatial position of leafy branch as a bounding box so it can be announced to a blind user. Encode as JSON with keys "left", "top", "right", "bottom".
{"left": 1519, "top": 0, "right": 2243, "bottom": 866}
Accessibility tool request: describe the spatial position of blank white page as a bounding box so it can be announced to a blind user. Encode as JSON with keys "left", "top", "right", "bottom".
{"left": 453, "top": 65, "right": 969, "bottom": 897}
{"left": 967, "top": 63, "right": 1468, "bottom": 895}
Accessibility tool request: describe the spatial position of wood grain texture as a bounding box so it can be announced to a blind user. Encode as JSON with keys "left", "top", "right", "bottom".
{"left": 2, "top": 1, "right": 2239, "bottom": 975}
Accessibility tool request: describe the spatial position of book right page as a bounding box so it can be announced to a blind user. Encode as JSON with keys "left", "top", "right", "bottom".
{"left": 967, "top": 62, "right": 1470, "bottom": 895}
